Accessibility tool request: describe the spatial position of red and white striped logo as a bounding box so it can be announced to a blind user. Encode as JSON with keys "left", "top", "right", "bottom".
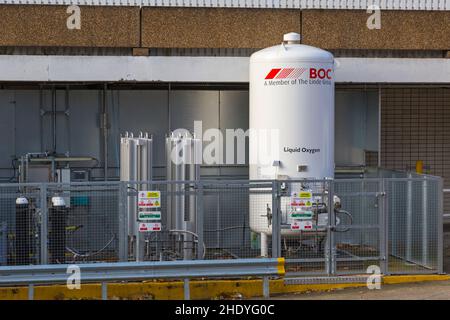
{"left": 265, "top": 68, "right": 307, "bottom": 80}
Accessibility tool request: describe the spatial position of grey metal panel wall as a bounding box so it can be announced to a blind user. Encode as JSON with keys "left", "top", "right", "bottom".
{"left": 0, "top": 87, "right": 383, "bottom": 180}
{"left": 365, "top": 91, "right": 379, "bottom": 151}
{"left": 116, "top": 90, "right": 168, "bottom": 168}
{"left": 14, "top": 90, "right": 44, "bottom": 156}
{"left": 68, "top": 90, "right": 102, "bottom": 161}
{"left": 0, "top": 91, "right": 14, "bottom": 169}
{"left": 170, "top": 90, "right": 220, "bottom": 177}
{"left": 335, "top": 90, "right": 379, "bottom": 166}
{"left": 219, "top": 90, "right": 249, "bottom": 178}
{"left": 170, "top": 90, "right": 219, "bottom": 132}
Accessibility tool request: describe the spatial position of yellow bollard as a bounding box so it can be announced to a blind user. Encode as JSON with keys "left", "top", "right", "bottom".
{"left": 416, "top": 160, "right": 423, "bottom": 174}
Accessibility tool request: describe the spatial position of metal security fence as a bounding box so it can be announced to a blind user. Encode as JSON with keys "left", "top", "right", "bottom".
{"left": 0, "top": 175, "right": 443, "bottom": 276}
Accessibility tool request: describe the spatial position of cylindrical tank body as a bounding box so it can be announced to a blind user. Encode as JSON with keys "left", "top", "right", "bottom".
{"left": 249, "top": 33, "right": 335, "bottom": 235}
{"left": 49, "top": 196, "right": 67, "bottom": 264}
{"left": 15, "top": 196, "right": 32, "bottom": 265}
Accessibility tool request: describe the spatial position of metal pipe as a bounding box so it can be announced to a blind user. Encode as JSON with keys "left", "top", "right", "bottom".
{"left": 406, "top": 173, "right": 412, "bottom": 261}
{"left": 39, "top": 85, "right": 44, "bottom": 152}
{"left": 260, "top": 233, "right": 268, "bottom": 257}
{"left": 52, "top": 86, "right": 57, "bottom": 154}
{"left": 102, "top": 84, "right": 108, "bottom": 181}
{"left": 422, "top": 178, "right": 428, "bottom": 266}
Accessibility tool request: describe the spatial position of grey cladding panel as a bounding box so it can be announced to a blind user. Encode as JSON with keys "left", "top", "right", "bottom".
{"left": 335, "top": 90, "right": 379, "bottom": 166}
{"left": 170, "top": 90, "right": 219, "bottom": 132}
{"left": 69, "top": 90, "right": 101, "bottom": 161}
{"left": 117, "top": 90, "right": 168, "bottom": 167}
{"left": 0, "top": 91, "right": 14, "bottom": 168}
{"left": 219, "top": 91, "right": 249, "bottom": 167}
{"left": 14, "top": 90, "right": 43, "bottom": 156}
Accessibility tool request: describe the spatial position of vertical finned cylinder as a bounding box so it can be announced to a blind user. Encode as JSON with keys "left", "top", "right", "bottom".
{"left": 49, "top": 196, "right": 67, "bottom": 264}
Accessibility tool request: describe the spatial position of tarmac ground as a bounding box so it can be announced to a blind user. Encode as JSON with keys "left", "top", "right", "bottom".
{"left": 271, "top": 280, "right": 450, "bottom": 300}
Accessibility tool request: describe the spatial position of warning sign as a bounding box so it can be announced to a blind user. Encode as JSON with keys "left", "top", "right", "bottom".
{"left": 138, "top": 191, "right": 161, "bottom": 208}
{"left": 290, "top": 220, "right": 313, "bottom": 231}
{"left": 138, "top": 211, "right": 161, "bottom": 221}
{"left": 290, "top": 191, "right": 312, "bottom": 207}
{"left": 138, "top": 222, "right": 161, "bottom": 232}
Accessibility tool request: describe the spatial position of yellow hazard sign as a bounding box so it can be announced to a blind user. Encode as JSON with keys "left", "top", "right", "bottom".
{"left": 299, "top": 192, "right": 312, "bottom": 199}
{"left": 147, "top": 191, "right": 160, "bottom": 199}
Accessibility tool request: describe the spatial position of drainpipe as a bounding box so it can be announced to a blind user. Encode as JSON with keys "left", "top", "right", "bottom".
{"left": 102, "top": 84, "right": 108, "bottom": 181}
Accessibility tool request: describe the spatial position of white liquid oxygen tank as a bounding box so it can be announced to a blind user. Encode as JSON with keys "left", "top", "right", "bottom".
{"left": 249, "top": 32, "right": 335, "bottom": 240}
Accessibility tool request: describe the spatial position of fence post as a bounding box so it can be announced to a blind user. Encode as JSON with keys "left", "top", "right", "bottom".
{"left": 422, "top": 177, "right": 429, "bottom": 267}
{"left": 438, "top": 177, "right": 444, "bottom": 274}
{"left": 326, "top": 180, "right": 335, "bottom": 275}
{"left": 101, "top": 282, "right": 108, "bottom": 300}
{"left": 380, "top": 178, "right": 388, "bottom": 275}
{"left": 28, "top": 284, "right": 34, "bottom": 300}
{"left": 406, "top": 173, "right": 413, "bottom": 262}
{"left": 196, "top": 181, "right": 204, "bottom": 260}
{"left": 39, "top": 184, "right": 48, "bottom": 265}
{"left": 118, "top": 182, "right": 128, "bottom": 262}
{"left": 184, "top": 278, "right": 190, "bottom": 300}
{"left": 262, "top": 276, "right": 270, "bottom": 298}
{"left": 271, "top": 180, "right": 281, "bottom": 258}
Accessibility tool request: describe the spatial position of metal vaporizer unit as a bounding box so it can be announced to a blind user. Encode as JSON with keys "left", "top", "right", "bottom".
{"left": 165, "top": 131, "right": 201, "bottom": 259}
{"left": 120, "top": 132, "right": 153, "bottom": 260}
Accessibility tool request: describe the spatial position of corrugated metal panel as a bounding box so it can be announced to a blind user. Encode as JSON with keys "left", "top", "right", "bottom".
{"left": 0, "top": 0, "right": 448, "bottom": 10}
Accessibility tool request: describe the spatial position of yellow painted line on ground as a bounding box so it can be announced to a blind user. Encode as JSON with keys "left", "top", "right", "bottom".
{"left": 0, "top": 274, "right": 448, "bottom": 300}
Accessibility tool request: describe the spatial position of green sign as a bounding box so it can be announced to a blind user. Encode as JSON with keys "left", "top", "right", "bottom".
{"left": 139, "top": 211, "right": 161, "bottom": 221}
{"left": 290, "top": 211, "right": 313, "bottom": 219}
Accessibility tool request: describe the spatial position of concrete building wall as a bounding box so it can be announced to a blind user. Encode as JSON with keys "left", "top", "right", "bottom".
{"left": 0, "top": 6, "right": 447, "bottom": 51}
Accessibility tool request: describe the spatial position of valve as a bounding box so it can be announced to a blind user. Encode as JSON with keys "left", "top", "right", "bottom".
{"left": 261, "top": 204, "right": 273, "bottom": 227}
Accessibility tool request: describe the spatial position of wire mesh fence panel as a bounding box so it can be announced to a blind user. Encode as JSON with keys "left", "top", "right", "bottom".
{"left": 0, "top": 185, "right": 41, "bottom": 266}
{"left": 332, "top": 179, "right": 383, "bottom": 275}
{"left": 280, "top": 180, "right": 330, "bottom": 275}
{"left": 202, "top": 181, "right": 274, "bottom": 260}
{"left": 125, "top": 181, "right": 201, "bottom": 262}
{"left": 386, "top": 177, "right": 442, "bottom": 274}
{"left": 45, "top": 183, "right": 121, "bottom": 264}
{"left": 0, "top": 175, "right": 442, "bottom": 276}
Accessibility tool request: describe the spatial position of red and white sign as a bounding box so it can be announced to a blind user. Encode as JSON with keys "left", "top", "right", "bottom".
{"left": 264, "top": 67, "right": 332, "bottom": 80}
{"left": 138, "top": 222, "right": 161, "bottom": 232}
{"left": 290, "top": 220, "right": 313, "bottom": 231}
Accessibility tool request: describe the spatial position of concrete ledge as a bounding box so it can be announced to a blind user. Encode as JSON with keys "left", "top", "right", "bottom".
{"left": 0, "top": 5, "right": 140, "bottom": 47}
{"left": 302, "top": 10, "right": 450, "bottom": 50}
{"left": 141, "top": 8, "right": 301, "bottom": 49}
{"left": 0, "top": 274, "right": 448, "bottom": 300}
{"left": 0, "top": 55, "right": 449, "bottom": 83}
